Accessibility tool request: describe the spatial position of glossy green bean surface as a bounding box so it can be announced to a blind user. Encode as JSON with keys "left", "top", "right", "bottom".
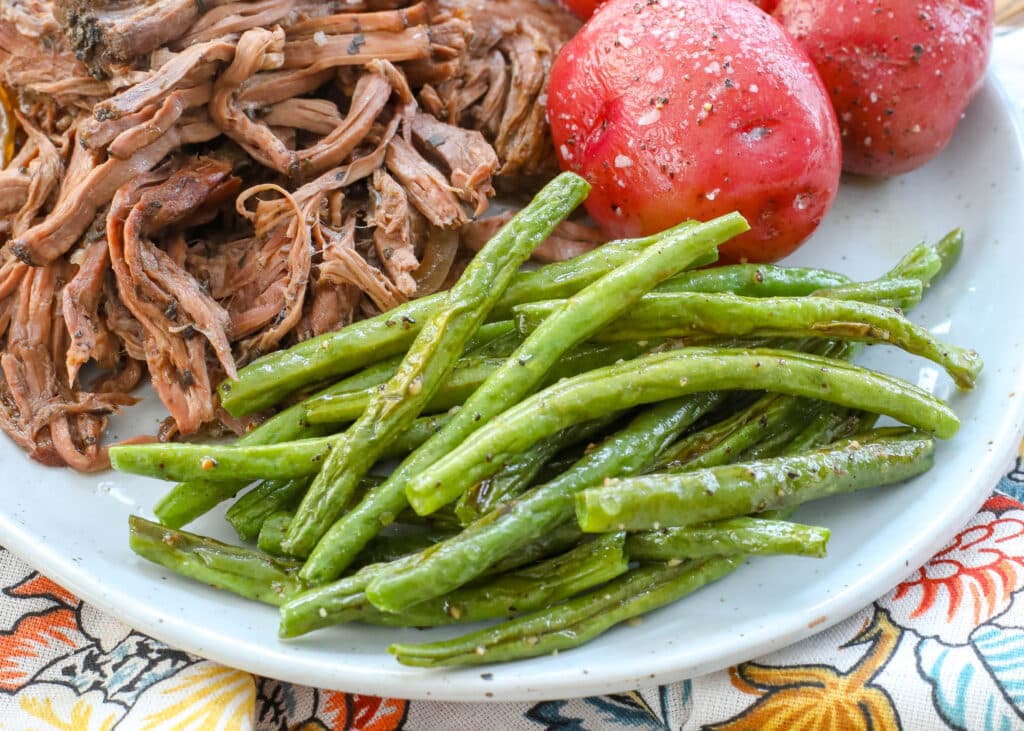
{"left": 404, "top": 347, "right": 959, "bottom": 516}
{"left": 365, "top": 394, "right": 724, "bottom": 613}
{"left": 576, "top": 430, "right": 935, "bottom": 531}
{"left": 390, "top": 557, "right": 738, "bottom": 667}
{"left": 284, "top": 174, "right": 590, "bottom": 563}
{"left": 297, "top": 214, "right": 744, "bottom": 583}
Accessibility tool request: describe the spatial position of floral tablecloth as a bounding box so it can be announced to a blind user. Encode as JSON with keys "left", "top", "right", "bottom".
{"left": 1, "top": 28, "right": 1022, "bottom": 731}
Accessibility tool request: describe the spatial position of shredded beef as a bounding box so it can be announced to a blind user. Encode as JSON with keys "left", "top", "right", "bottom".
{"left": 0, "top": 0, "right": 580, "bottom": 470}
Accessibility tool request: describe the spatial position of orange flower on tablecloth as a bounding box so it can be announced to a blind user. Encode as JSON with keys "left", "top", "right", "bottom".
{"left": 0, "top": 607, "right": 88, "bottom": 692}
{"left": 707, "top": 609, "right": 901, "bottom": 731}
{"left": 880, "top": 496, "right": 1024, "bottom": 644}
{"left": 288, "top": 691, "right": 408, "bottom": 731}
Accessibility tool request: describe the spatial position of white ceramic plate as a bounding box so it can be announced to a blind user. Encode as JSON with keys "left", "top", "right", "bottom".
{"left": 2, "top": 77, "right": 1023, "bottom": 703}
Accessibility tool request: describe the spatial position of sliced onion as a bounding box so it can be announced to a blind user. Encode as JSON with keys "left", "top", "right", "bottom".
{"left": 413, "top": 226, "right": 459, "bottom": 296}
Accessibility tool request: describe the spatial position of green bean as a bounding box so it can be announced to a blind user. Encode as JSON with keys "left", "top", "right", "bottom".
{"left": 284, "top": 173, "right": 590, "bottom": 562}
{"left": 656, "top": 263, "right": 849, "bottom": 297}
{"left": 455, "top": 416, "right": 620, "bottom": 525}
{"left": 257, "top": 511, "right": 293, "bottom": 556}
{"left": 227, "top": 478, "right": 310, "bottom": 541}
{"left": 278, "top": 521, "right": 585, "bottom": 635}
{"left": 279, "top": 533, "right": 628, "bottom": 636}
{"left": 486, "top": 523, "right": 586, "bottom": 574}
{"left": 780, "top": 403, "right": 865, "bottom": 456}
{"left": 151, "top": 330, "right": 464, "bottom": 529}
{"left": 128, "top": 515, "right": 305, "bottom": 606}
{"left": 299, "top": 215, "right": 743, "bottom": 583}
{"left": 657, "top": 393, "right": 813, "bottom": 472}
{"left": 395, "top": 504, "right": 464, "bottom": 532}
{"left": 517, "top": 292, "right": 982, "bottom": 388}
{"left": 389, "top": 557, "right": 737, "bottom": 667}
{"left": 932, "top": 229, "right": 963, "bottom": 279}
{"left": 466, "top": 327, "right": 524, "bottom": 358}
{"left": 612, "top": 232, "right": 963, "bottom": 559}
{"left": 302, "top": 341, "right": 649, "bottom": 426}
{"left": 886, "top": 241, "right": 943, "bottom": 283}
{"left": 737, "top": 413, "right": 818, "bottom": 461}
{"left": 626, "top": 519, "right": 830, "bottom": 560}
{"left": 576, "top": 429, "right": 935, "bottom": 532}
{"left": 224, "top": 413, "right": 451, "bottom": 541}
{"left": 810, "top": 278, "right": 923, "bottom": 309}
{"left": 364, "top": 394, "right": 724, "bottom": 612}
{"left": 219, "top": 218, "right": 695, "bottom": 417}
{"left": 350, "top": 528, "right": 459, "bottom": 568}
{"left": 404, "top": 346, "right": 959, "bottom": 517}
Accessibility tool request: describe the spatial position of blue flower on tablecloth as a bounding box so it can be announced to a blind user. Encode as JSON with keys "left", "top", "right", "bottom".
{"left": 916, "top": 625, "right": 1024, "bottom": 730}
{"left": 997, "top": 456, "right": 1024, "bottom": 503}
{"left": 525, "top": 684, "right": 690, "bottom": 730}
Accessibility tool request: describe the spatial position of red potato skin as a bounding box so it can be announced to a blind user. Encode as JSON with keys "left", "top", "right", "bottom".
{"left": 773, "top": 0, "right": 994, "bottom": 177}
{"left": 559, "top": 0, "right": 602, "bottom": 20}
{"left": 562, "top": 0, "right": 780, "bottom": 20}
{"left": 546, "top": 0, "right": 842, "bottom": 263}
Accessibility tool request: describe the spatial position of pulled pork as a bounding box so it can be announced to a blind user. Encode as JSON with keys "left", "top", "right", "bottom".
{"left": 0, "top": 0, "right": 579, "bottom": 470}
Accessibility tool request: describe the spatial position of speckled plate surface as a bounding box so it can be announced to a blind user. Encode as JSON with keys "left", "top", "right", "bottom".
{"left": 2, "top": 77, "right": 1023, "bottom": 702}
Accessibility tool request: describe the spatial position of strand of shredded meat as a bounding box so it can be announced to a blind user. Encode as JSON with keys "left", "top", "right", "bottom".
{"left": 0, "top": 0, "right": 580, "bottom": 470}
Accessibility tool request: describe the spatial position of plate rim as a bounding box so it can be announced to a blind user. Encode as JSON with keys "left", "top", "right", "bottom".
{"left": 2, "top": 73, "right": 1023, "bottom": 703}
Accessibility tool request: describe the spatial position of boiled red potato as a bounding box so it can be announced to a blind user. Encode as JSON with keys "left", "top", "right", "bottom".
{"left": 547, "top": 0, "right": 842, "bottom": 263}
{"left": 558, "top": 0, "right": 601, "bottom": 19}
{"left": 773, "top": 0, "right": 994, "bottom": 176}
{"left": 562, "top": 0, "right": 779, "bottom": 20}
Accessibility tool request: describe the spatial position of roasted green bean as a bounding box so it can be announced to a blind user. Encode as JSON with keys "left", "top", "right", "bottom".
{"left": 283, "top": 173, "right": 590, "bottom": 562}
{"left": 129, "top": 515, "right": 305, "bottom": 606}
{"left": 576, "top": 430, "right": 935, "bottom": 532}
{"left": 516, "top": 291, "right": 982, "bottom": 388}
{"left": 279, "top": 533, "right": 628, "bottom": 636}
{"left": 626, "top": 519, "right": 830, "bottom": 560}
{"left": 390, "top": 557, "right": 738, "bottom": 667}
{"left": 298, "top": 214, "right": 744, "bottom": 583}
{"left": 404, "top": 347, "right": 959, "bottom": 517}
{"left": 364, "top": 394, "right": 724, "bottom": 613}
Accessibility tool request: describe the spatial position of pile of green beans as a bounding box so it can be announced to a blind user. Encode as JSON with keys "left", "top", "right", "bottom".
{"left": 110, "top": 174, "right": 976, "bottom": 668}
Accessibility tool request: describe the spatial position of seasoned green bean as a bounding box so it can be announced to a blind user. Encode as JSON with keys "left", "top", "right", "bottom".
{"left": 516, "top": 292, "right": 982, "bottom": 388}
{"left": 656, "top": 263, "right": 849, "bottom": 297}
{"left": 455, "top": 416, "right": 619, "bottom": 525}
{"left": 279, "top": 533, "right": 628, "bottom": 636}
{"left": 223, "top": 412, "right": 451, "bottom": 541}
{"left": 657, "top": 393, "right": 813, "bottom": 471}
{"left": 576, "top": 430, "right": 935, "bottom": 532}
{"left": 219, "top": 219, "right": 695, "bottom": 417}
{"left": 811, "top": 274, "right": 925, "bottom": 305}
{"left": 350, "top": 528, "right": 459, "bottom": 569}
{"left": 129, "top": 515, "right": 305, "bottom": 606}
{"left": 299, "top": 214, "right": 744, "bottom": 583}
{"left": 365, "top": 394, "right": 724, "bottom": 613}
{"left": 626, "top": 519, "right": 830, "bottom": 560}
{"left": 284, "top": 173, "right": 590, "bottom": 562}
{"left": 302, "top": 341, "right": 649, "bottom": 426}
{"left": 389, "top": 557, "right": 737, "bottom": 667}
{"left": 227, "top": 478, "right": 310, "bottom": 542}
{"left": 257, "top": 511, "right": 293, "bottom": 556}
{"left": 150, "top": 327, "right": 490, "bottom": 529}
{"left": 404, "top": 347, "right": 959, "bottom": 517}
{"left": 809, "top": 278, "right": 923, "bottom": 309}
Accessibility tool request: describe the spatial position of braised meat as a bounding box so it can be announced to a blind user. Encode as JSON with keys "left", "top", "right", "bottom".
{"left": 0, "top": 0, "right": 577, "bottom": 469}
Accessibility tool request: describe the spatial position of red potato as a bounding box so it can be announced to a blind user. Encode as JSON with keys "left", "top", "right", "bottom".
{"left": 562, "top": 0, "right": 780, "bottom": 20}
{"left": 773, "top": 0, "right": 994, "bottom": 176}
{"left": 558, "top": 0, "right": 601, "bottom": 20}
{"left": 547, "top": 0, "right": 842, "bottom": 263}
